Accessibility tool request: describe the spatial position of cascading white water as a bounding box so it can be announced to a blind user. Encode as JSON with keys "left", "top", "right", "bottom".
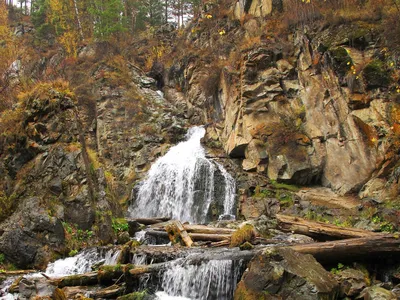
{"left": 217, "top": 164, "right": 236, "bottom": 220}
{"left": 129, "top": 126, "right": 236, "bottom": 223}
{"left": 45, "top": 248, "right": 120, "bottom": 277}
{"left": 161, "top": 260, "right": 242, "bottom": 300}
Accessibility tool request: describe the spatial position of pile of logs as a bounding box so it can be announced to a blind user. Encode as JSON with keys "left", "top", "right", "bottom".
{"left": 127, "top": 215, "right": 400, "bottom": 262}
{"left": 3, "top": 214, "right": 400, "bottom": 299}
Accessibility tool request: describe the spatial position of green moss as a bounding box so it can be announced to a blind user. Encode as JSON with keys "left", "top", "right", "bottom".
{"left": 117, "top": 291, "right": 147, "bottom": 300}
{"left": 230, "top": 224, "right": 256, "bottom": 247}
{"left": 363, "top": 59, "right": 391, "bottom": 89}
{"left": 270, "top": 180, "right": 300, "bottom": 192}
{"left": 239, "top": 241, "right": 254, "bottom": 250}
{"left": 329, "top": 47, "right": 353, "bottom": 78}
{"left": 276, "top": 190, "right": 293, "bottom": 207}
{"left": 0, "top": 192, "right": 17, "bottom": 223}
{"left": 98, "top": 264, "right": 124, "bottom": 284}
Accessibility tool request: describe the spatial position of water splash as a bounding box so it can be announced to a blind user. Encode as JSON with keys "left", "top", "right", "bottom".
{"left": 217, "top": 164, "right": 236, "bottom": 220}
{"left": 45, "top": 247, "right": 119, "bottom": 277}
{"left": 129, "top": 126, "right": 236, "bottom": 223}
{"left": 161, "top": 260, "right": 242, "bottom": 300}
{"left": 132, "top": 253, "right": 148, "bottom": 265}
{"left": 104, "top": 249, "right": 121, "bottom": 265}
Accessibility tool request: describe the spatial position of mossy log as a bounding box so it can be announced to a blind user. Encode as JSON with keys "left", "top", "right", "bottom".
{"left": 276, "top": 214, "right": 381, "bottom": 240}
{"left": 0, "top": 270, "right": 36, "bottom": 276}
{"left": 56, "top": 272, "right": 98, "bottom": 288}
{"left": 93, "top": 284, "right": 125, "bottom": 299}
{"left": 97, "top": 265, "right": 125, "bottom": 285}
{"left": 56, "top": 265, "right": 134, "bottom": 288}
{"left": 288, "top": 234, "right": 400, "bottom": 263}
{"left": 128, "top": 262, "right": 168, "bottom": 276}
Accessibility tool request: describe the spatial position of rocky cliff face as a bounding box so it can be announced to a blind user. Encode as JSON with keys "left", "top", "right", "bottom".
{"left": 0, "top": 43, "right": 190, "bottom": 268}
{"left": 161, "top": 0, "right": 400, "bottom": 206}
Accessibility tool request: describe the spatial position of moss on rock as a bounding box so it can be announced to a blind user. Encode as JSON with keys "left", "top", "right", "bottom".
{"left": 230, "top": 224, "right": 256, "bottom": 247}
{"left": 329, "top": 47, "right": 353, "bottom": 78}
{"left": 362, "top": 59, "right": 391, "bottom": 89}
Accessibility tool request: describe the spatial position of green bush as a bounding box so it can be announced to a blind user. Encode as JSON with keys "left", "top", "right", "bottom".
{"left": 112, "top": 218, "right": 129, "bottom": 233}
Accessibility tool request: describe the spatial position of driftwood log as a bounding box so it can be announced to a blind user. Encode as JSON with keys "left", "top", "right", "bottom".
{"left": 146, "top": 229, "right": 231, "bottom": 242}
{"left": 288, "top": 234, "right": 400, "bottom": 262}
{"left": 276, "top": 214, "right": 381, "bottom": 239}
{"left": 128, "top": 217, "right": 170, "bottom": 225}
{"left": 165, "top": 220, "right": 194, "bottom": 247}
{"left": 151, "top": 223, "right": 236, "bottom": 235}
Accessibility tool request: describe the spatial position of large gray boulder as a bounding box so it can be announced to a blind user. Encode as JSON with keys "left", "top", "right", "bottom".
{"left": 234, "top": 247, "right": 339, "bottom": 299}
{"left": 0, "top": 197, "right": 65, "bottom": 268}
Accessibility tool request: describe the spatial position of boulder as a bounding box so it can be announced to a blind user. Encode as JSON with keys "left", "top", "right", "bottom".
{"left": 0, "top": 197, "right": 65, "bottom": 268}
{"left": 234, "top": 248, "right": 339, "bottom": 299}
{"left": 359, "top": 286, "right": 397, "bottom": 300}
{"left": 336, "top": 268, "right": 367, "bottom": 297}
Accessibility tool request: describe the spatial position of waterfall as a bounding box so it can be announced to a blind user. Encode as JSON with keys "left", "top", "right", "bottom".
{"left": 160, "top": 260, "right": 243, "bottom": 300}
{"left": 129, "top": 126, "right": 236, "bottom": 223}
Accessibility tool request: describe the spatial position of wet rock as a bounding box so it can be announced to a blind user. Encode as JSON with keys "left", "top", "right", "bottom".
{"left": 359, "top": 285, "right": 397, "bottom": 300}
{"left": 235, "top": 248, "right": 339, "bottom": 299}
{"left": 18, "top": 278, "right": 36, "bottom": 300}
{"left": 117, "top": 232, "right": 130, "bottom": 245}
{"left": 392, "top": 284, "right": 400, "bottom": 298}
{"left": 336, "top": 268, "right": 367, "bottom": 297}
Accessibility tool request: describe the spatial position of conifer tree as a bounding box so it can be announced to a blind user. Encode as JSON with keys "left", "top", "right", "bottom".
{"left": 89, "top": 0, "right": 127, "bottom": 40}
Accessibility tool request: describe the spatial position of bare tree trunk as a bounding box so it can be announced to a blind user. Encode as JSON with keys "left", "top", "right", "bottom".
{"left": 164, "top": 0, "right": 168, "bottom": 23}
{"left": 276, "top": 214, "right": 381, "bottom": 240}
{"left": 73, "top": 0, "right": 84, "bottom": 39}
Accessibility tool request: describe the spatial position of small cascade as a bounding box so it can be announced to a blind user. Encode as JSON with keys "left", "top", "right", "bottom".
{"left": 217, "top": 164, "right": 236, "bottom": 220}
{"left": 129, "top": 126, "right": 236, "bottom": 223}
{"left": 132, "top": 253, "right": 148, "bottom": 265}
{"left": 161, "top": 260, "right": 243, "bottom": 300}
{"left": 45, "top": 247, "right": 118, "bottom": 277}
{"left": 104, "top": 249, "right": 121, "bottom": 265}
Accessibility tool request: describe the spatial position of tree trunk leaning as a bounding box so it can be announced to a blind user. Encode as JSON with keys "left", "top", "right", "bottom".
{"left": 276, "top": 214, "right": 381, "bottom": 239}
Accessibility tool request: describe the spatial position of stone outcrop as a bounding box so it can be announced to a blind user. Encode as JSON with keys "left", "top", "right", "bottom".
{"left": 0, "top": 44, "right": 192, "bottom": 268}
{"left": 234, "top": 247, "right": 339, "bottom": 299}
{"left": 169, "top": 17, "right": 398, "bottom": 198}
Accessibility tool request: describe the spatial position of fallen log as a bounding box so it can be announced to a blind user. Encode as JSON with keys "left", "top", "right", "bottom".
{"left": 288, "top": 234, "right": 400, "bottom": 263}
{"left": 146, "top": 230, "right": 231, "bottom": 242}
{"left": 166, "top": 220, "right": 194, "bottom": 247}
{"left": 129, "top": 262, "right": 169, "bottom": 276}
{"left": 92, "top": 284, "right": 125, "bottom": 299}
{"left": 0, "top": 270, "right": 36, "bottom": 276}
{"left": 128, "top": 217, "right": 170, "bottom": 225}
{"left": 56, "top": 272, "right": 98, "bottom": 288}
{"left": 276, "top": 214, "right": 381, "bottom": 239}
{"left": 152, "top": 224, "right": 236, "bottom": 235}
{"left": 209, "top": 240, "right": 230, "bottom": 247}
